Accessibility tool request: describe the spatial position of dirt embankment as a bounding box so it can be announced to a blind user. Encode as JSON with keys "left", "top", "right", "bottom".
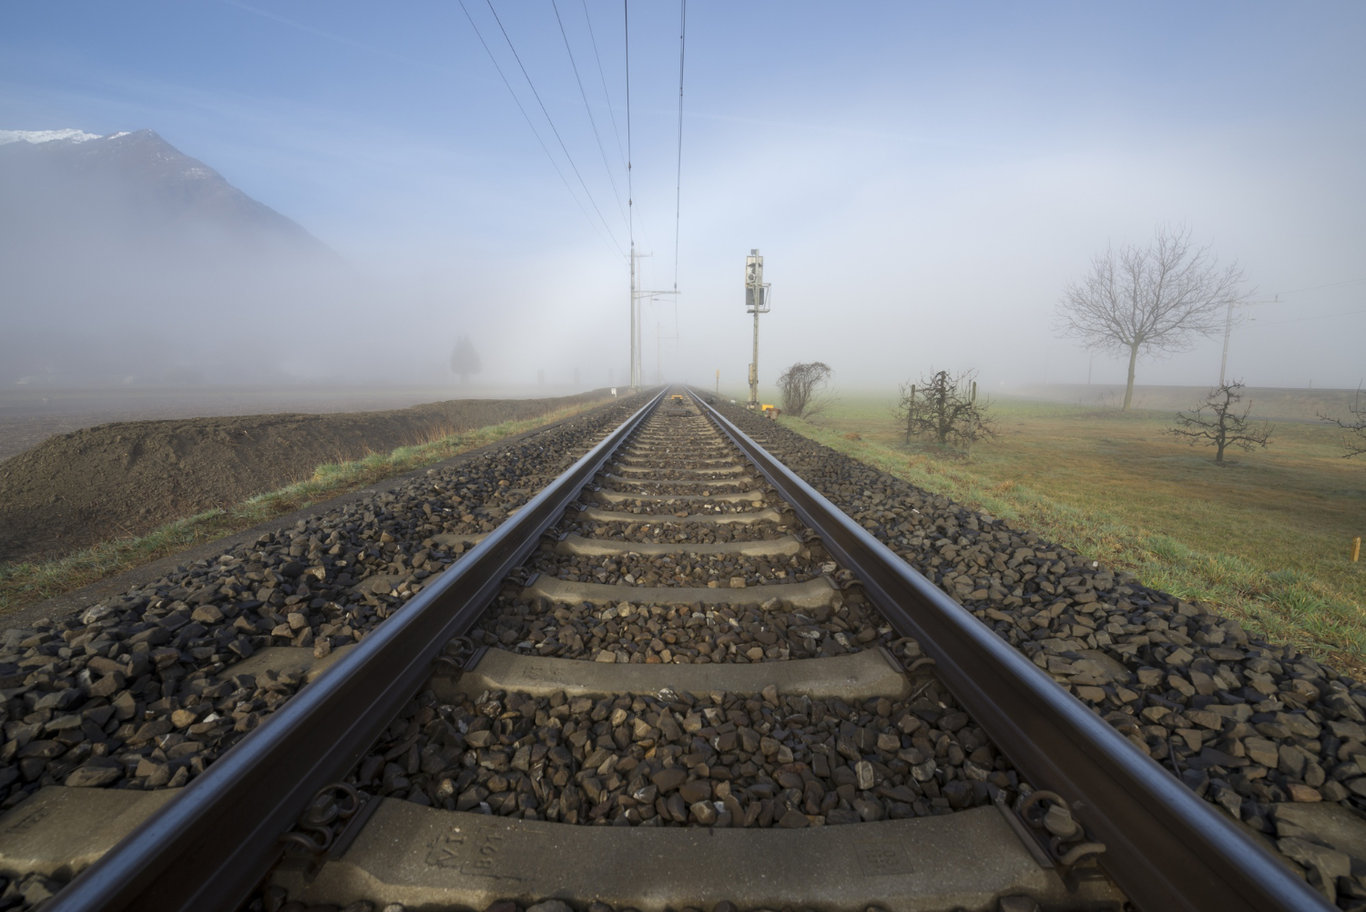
{"left": 0, "top": 392, "right": 606, "bottom": 564}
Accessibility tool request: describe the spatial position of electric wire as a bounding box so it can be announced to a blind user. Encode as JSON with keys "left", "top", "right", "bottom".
{"left": 1256, "top": 308, "right": 1366, "bottom": 327}
{"left": 624, "top": 0, "right": 637, "bottom": 387}
{"left": 624, "top": 0, "right": 634, "bottom": 252}
{"left": 581, "top": 0, "right": 628, "bottom": 175}
{"left": 672, "top": 0, "right": 686, "bottom": 295}
{"left": 1237, "top": 277, "right": 1366, "bottom": 325}
{"left": 457, "top": 0, "right": 615, "bottom": 254}
{"left": 1272, "top": 277, "right": 1366, "bottom": 296}
{"left": 553, "top": 0, "right": 628, "bottom": 228}
{"left": 484, "top": 0, "right": 623, "bottom": 254}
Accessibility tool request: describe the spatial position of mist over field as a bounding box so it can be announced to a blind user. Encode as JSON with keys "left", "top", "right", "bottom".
{"left": 0, "top": 130, "right": 628, "bottom": 392}
{"left": 1, "top": 3, "right": 1363, "bottom": 397}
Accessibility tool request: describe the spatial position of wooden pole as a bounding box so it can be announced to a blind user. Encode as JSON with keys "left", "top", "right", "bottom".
{"left": 1353, "top": 536, "right": 1361, "bottom": 563}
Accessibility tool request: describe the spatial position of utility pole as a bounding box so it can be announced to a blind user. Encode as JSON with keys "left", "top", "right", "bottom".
{"left": 629, "top": 245, "right": 640, "bottom": 391}
{"left": 1218, "top": 299, "right": 1234, "bottom": 388}
{"left": 745, "top": 248, "right": 770, "bottom": 408}
{"left": 629, "top": 247, "right": 678, "bottom": 390}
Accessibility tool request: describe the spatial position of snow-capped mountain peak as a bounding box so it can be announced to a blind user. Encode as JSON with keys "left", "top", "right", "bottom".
{"left": 0, "top": 129, "right": 102, "bottom": 146}
{"left": 0, "top": 125, "right": 334, "bottom": 266}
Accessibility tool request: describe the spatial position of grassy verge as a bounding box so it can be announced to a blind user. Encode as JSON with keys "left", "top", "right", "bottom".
{"left": 781, "top": 392, "right": 1366, "bottom": 673}
{"left": 0, "top": 402, "right": 600, "bottom": 616}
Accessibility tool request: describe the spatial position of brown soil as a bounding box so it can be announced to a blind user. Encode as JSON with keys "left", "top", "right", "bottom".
{"left": 0, "top": 392, "right": 606, "bottom": 564}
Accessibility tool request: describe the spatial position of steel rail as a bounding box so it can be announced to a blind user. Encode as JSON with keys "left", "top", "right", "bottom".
{"left": 695, "top": 393, "right": 1328, "bottom": 912}
{"left": 48, "top": 390, "right": 667, "bottom": 912}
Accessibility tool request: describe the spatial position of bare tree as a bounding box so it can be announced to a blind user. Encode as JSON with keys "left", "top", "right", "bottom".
{"left": 777, "top": 361, "right": 832, "bottom": 418}
{"left": 1058, "top": 224, "right": 1247, "bottom": 410}
{"left": 450, "top": 335, "right": 482, "bottom": 384}
{"left": 1319, "top": 385, "right": 1366, "bottom": 458}
{"left": 896, "top": 369, "right": 994, "bottom": 451}
{"left": 1171, "top": 381, "right": 1273, "bottom": 466}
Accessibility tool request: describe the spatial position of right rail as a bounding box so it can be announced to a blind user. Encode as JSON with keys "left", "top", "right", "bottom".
{"left": 697, "top": 391, "right": 1326, "bottom": 911}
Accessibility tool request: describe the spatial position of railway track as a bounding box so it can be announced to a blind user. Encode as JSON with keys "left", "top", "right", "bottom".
{"left": 0, "top": 389, "right": 1347, "bottom": 910}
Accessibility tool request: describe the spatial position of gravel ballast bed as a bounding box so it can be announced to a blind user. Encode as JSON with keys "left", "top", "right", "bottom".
{"left": 473, "top": 596, "right": 894, "bottom": 664}
{"left": 713, "top": 400, "right": 1366, "bottom": 903}
{"left": 1, "top": 390, "right": 1363, "bottom": 907}
{"left": 594, "top": 478, "right": 758, "bottom": 496}
{"left": 525, "top": 552, "right": 824, "bottom": 588}
{"left": 354, "top": 683, "right": 1010, "bottom": 826}
{"left": 589, "top": 497, "right": 766, "bottom": 516}
{"left": 0, "top": 399, "right": 648, "bottom": 816}
{"left": 568, "top": 518, "right": 792, "bottom": 544}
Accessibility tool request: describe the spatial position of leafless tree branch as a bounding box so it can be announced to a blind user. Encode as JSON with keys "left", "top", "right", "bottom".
{"left": 1057, "top": 224, "right": 1248, "bottom": 409}
{"left": 1318, "top": 385, "right": 1366, "bottom": 458}
{"left": 1171, "top": 381, "right": 1273, "bottom": 465}
{"left": 895, "top": 368, "right": 994, "bottom": 453}
{"left": 777, "top": 361, "right": 832, "bottom": 418}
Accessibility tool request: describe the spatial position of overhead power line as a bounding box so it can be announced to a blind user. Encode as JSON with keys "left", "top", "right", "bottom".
{"left": 553, "top": 0, "right": 628, "bottom": 228}
{"left": 1272, "top": 277, "right": 1366, "bottom": 296}
{"left": 457, "top": 0, "right": 614, "bottom": 253}
{"left": 482, "top": 0, "right": 624, "bottom": 254}
{"left": 1237, "top": 277, "right": 1366, "bottom": 326}
{"left": 672, "top": 0, "right": 686, "bottom": 293}
{"left": 580, "top": 0, "right": 628, "bottom": 177}
{"left": 624, "top": 0, "right": 634, "bottom": 252}
{"left": 1257, "top": 308, "right": 1366, "bottom": 327}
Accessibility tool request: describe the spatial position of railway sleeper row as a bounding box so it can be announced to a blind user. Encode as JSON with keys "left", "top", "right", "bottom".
{"left": 271, "top": 395, "right": 1118, "bottom": 910}
{"left": 0, "top": 390, "right": 1344, "bottom": 911}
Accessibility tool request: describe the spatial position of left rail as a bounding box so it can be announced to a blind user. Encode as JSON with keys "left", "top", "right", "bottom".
{"left": 47, "top": 390, "right": 666, "bottom": 912}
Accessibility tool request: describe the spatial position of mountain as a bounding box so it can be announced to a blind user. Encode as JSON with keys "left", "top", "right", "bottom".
{"left": 0, "top": 129, "right": 345, "bottom": 387}
{"left": 0, "top": 128, "right": 331, "bottom": 261}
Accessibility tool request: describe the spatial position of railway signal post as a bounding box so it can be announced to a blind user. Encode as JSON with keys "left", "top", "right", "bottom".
{"left": 745, "top": 248, "right": 770, "bottom": 408}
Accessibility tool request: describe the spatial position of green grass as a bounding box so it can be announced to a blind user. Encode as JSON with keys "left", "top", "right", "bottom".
{"left": 0, "top": 402, "right": 601, "bottom": 616}
{"left": 779, "top": 390, "right": 1366, "bottom": 671}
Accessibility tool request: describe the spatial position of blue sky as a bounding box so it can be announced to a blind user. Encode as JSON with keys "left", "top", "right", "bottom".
{"left": 2, "top": 1, "right": 1364, "bottom": 391}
